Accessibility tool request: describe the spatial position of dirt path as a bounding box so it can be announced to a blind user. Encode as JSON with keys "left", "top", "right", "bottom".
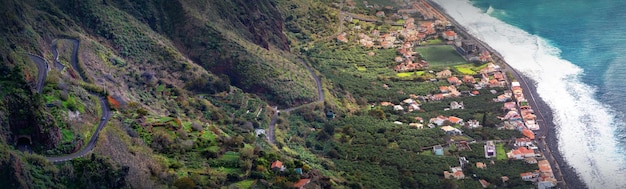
{"left": 266, "top": 58, "right": 324, "bottom": 145}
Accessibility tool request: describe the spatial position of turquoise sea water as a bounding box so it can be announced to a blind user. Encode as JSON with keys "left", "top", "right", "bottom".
{"left": 433, "top": 0, "right": 626, "bottom": 188}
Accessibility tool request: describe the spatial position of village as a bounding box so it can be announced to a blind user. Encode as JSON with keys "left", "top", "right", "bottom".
{"left": 335, "top": 0, "right": 556, "bottom": 188}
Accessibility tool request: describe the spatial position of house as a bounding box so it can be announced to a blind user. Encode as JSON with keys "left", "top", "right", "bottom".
{"left": 447, "top": 77, "right": 462, "bottom": 85}
{"left": 471, "top": 90, "right": 480, "bottom": 95}
{"left": 479, "top": 179, "right": 491, "bottom": 188}
{"left": 504, "top": 110, "right": 521, "bottom": 120}
{"left": 503, "top": 102, "right": 517, "bottom": 111}
{"left": 430, "top": 115, "right": 447, "bottom": 126}
{"left": 408, "top": 103, "right": 421, "bottom": 112}
{"left": 381, "top": 40, "right": 393, "bottom": 49}
{"left": 450, "top": 101, "right": 464, "bottom": 109}
{"left": 395, "top": 56, "right": 404, "bottom": 63}
{"left": 489, "top": 79, "right": 504, "bottom": 88}
{"left": 515, "top": 138, "right": 533, "bottom": 147}
{"left": 523, "top": 129, "right": 535, "bottom": 140}
{"left": 337, "top": 32, "right": 348, "bottom": 43}
{"left": 393, "top": 121, "right": 404, "bottom": 125}
{"left": 271, "top": 160, "right": 286, "bottom": 171}
{"left": 538, "top": 160, "right": 553, "bottom": 176}
{"left": 295, "top": 168, "right": 303, "bottom": 175}
{"left": 433, "top": 145, "right": 444, "bottom": 156}
{"left": 414, "top": 116, "right": 424, "bottom": 123}
{"left": 409, "top": 123, "right": 424, "bottom": 129}
{"left": 458, "top": 157, "right": 470, "bottom": 168}
{"left": 538, "top": 180, "right": 557, "bottom": 189}
{"left": 448, "top": 116, "right": 463, "bottom": 125}
{"left": 375, "top": 11, "right": 386, "bottom": 17}
{"left": 501, "top": 176, "right": 509, "bottom": 184}
{"left": 371, "top": 29, "right": 380, "bottom": 37}
{"left": 520, "top": 172, "right": 536, "bottom": 181}
{"left": 462, "top": 75, "right": 476, "bottom": 84}
{"left": 466, "top": 119, "right": 480, "bottom": 128}
{"left": 294, "top": 179, "right": 311, "bottom": 189}
{"left": 476, "top": 162, "right": 486, "bottom": 169}
{"left": 479, "top": 50, "right": 492, "bottom": 62}
{"left": 381, "top": 101, "right": 393, "bottom": 106}
{"left": 393, "top": 105, "right": 405, "bottom": 111}
{"left": 494, "top": 71, "right": 505, "bottom": 81}
{"left": 444, "top": 166, "right": 465, "bottom": 179}
{"left": 495, "top": 94, "right": 511, "bottom": 102}
{"left": 255, "top": 129, "right": 266, "bottom": 137}
{"left": 440, "top": 86, "right": 450, "bottom": 93}
{"left": 403, "top": 98, "right": 416, "bottom": 104}
{"left": 441, "top": 126, "right": 463, "bottom": 135}
{"left": 442, "top": 30, "right": 457, "bottom": 41}
{"left": 484, "top": 141, "right": 496, "bottom": 158}
{"left": 431, "top": 93, "right": 444, "bottom": 101}
{"left": 507, "top": 147, "right": 536, "bottom": 160}
{"left": 436, "top": 70, "right": 452, "bottom": 78}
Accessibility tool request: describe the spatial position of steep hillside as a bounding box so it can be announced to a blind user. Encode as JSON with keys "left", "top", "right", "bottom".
{"left": 0, "top": 0, "right": 338, "bottom": 188}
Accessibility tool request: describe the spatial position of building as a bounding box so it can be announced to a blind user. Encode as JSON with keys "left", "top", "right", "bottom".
{"left": 294, "top": 179, "right": 311, "bottom": 189}
{"left": 520, "top": 172, "right": 536, "bottom": 181}
{"left": 515, "top": 137, "right": 533, "bottom": 147}
{"left": 448, "top": 116, "right": 464, "bottom": 125}
{"left": 466, "top": 120, "right": 480, "bottom": 128}
{"left": 447, "top": 76, "right": 462, "bottom": 85}
{"left": 507, "top": 147, "right": 536, "bottom": 160}
{"left": 441, "top": 126, "right": 463, "bottom": 135}
{"left": 444, "top": 166, "right": 465, "bottom": 179}
{"left": 476, "top": 162, "right": 486, "bottom": 169}
{"left": 450, "top": 101, "right": 464, "bottom": 109}
{"left": 479, "top": 179, "right": 491, "bottom": 188}
{"left": 271, "top": 160, "right": 286, "bottom": 172}
{"left": 462, "top": 75, "right": 476, "bottom": 84}
{"left": 436, "top": 70, "right": 452, "bottom": 78}
{"left": 442, "top": 30, "right": 457, "bottom": 41}
{"left": 434, "top": 145, "right": 444, "bottom": 156}
{"left": 484, "top": 141, "right": 496, "bottom": 158}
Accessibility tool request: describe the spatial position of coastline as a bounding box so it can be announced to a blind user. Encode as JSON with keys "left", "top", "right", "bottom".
{"left": 425, "top": 0, "right": 587, "bottom": 188}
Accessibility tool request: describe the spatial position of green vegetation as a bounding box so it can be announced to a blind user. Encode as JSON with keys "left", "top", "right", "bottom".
{"left": 396, "top": 71, "right": 425, "bottom": 77}
{"left": 496, "top": 143, "right": 507, "bottom": 160}
{"left": 424, "top": 38, "right": 444, "bottom": 45}
{"left": 0, "top": 0, "right": 542, "bottom": 188}
{"left": 416, "top": 45, "right": 466, "bottom": 67}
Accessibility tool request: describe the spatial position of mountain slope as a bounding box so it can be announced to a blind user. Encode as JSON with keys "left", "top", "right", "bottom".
{"left": 0, "top": 0, "right": 334, "bottom": 188}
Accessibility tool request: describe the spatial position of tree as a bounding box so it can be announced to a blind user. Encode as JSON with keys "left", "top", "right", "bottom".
{"left": 368, "top": 109, "right": 386, "bottom": 120}
{"left": 173, "top": 177, "right": 195, "bottom": 189}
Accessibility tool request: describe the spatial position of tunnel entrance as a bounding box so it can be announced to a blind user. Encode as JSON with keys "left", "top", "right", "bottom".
{"left": 17, "top": 135, "right": 32, "bottom": 145}
{"left": 16, "top": 135, "right": 32, "bottom": 153}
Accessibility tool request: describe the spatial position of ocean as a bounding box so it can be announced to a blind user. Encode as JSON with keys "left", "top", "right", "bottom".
{"left": 432, "top": 0, "right": 626, "bottom": 188}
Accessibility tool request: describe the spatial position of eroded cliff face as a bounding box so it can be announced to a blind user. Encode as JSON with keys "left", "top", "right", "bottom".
{"left": 75, "top": 0, "right": 312, "bottom": 107}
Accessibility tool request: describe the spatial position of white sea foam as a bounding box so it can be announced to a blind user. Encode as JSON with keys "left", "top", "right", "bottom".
{"left": 432, "top": 0, "right": 626, "bottom": 188}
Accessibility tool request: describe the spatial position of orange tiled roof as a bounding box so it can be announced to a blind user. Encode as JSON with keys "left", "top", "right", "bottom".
{"left": 444, "top": 30, "right": 456, "bottom": 37}
{"left": 294, "top": 179, "right": 311, "bottom": 188}
{"left": 448, "top": 116, "right": 462, "bottom": 123}
{"left": 271, "top": 160, "right": 283, "bottom": 169}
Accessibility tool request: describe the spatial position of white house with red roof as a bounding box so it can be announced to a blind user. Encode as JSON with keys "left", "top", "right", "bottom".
{"left": 442, "top": 30, "right": 457, "bottom": 41}
{"left": 507, "top": 147, "right": 536, "bottom": 160}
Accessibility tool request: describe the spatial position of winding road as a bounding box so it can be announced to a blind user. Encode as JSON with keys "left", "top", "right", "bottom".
{"left": 266, "top": 59, "right": 324, "bottom": 145}
{"left": 28, "top": 54, "right": 48, "bottom": 93}
{"left": 28, "top": 38, "right": 111, "bottom": 162}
